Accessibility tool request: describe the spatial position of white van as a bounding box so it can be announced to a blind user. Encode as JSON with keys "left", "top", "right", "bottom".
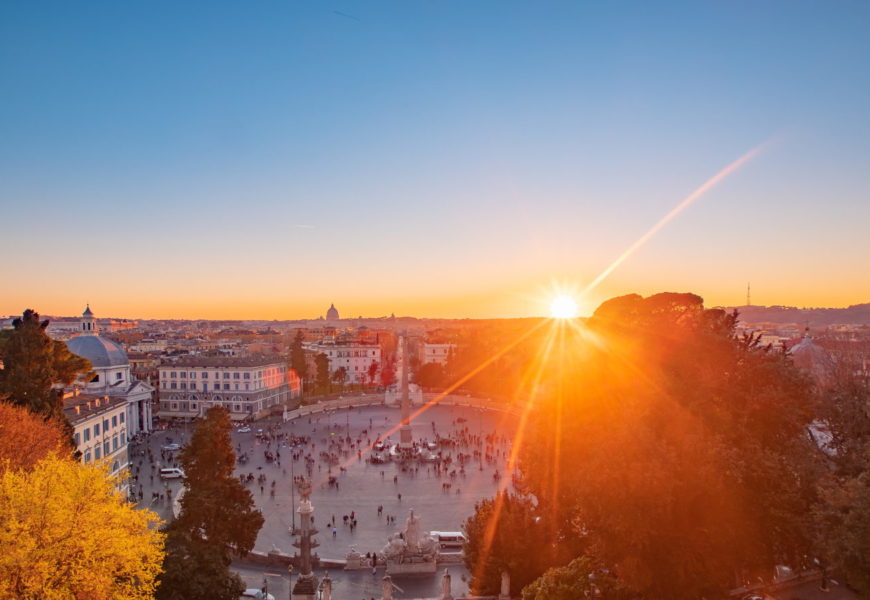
{"left": 159, "top": 467, "right": 185, "bottom": 479}
{"left": 430, "top": 531, "right": 466, "bottom": 550}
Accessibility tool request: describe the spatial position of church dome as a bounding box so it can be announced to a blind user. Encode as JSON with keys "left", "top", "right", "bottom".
{"left": 790, "top": 330, "right": 835, "bottom": 383}
{"left": 66, "top": 335, "right": 129, "bottom": 368}
{"left": 326, "top": 303, "right": 340, "bottom": 320}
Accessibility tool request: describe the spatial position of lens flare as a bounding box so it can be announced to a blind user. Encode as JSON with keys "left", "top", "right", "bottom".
{"left": 549, "top": 295, "right": 578, "bottom": 319}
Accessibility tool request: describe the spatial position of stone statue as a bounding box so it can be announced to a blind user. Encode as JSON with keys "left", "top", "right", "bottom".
{"left": 403, "top": 509, "right": 421, "bottom": 550}
{"left": 297, "top": 478, "right": 312, "bottom": 501}
{"left": 382, "top": 575, "right": 393, "bottom": 600}
{"left": 499, "top": 570, "right": 510, "bottom": 599}
{"left": 321, "top": 572, "right": 332, "bottom": 600}
{"left": 441, "top": 568, "right": 453, "bottom": 600}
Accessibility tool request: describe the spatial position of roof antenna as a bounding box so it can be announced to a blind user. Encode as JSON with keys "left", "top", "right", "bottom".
{"left": 746, "top": 283, "right": 751, "bottom": 307}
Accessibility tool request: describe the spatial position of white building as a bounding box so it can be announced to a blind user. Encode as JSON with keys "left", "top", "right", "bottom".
{"left": 156, "top": 356, "right": 300, "bottom": 421}
{"left": 422, "top": 343, "right": 454, "bottom": 366}
{"left": 307, "top": 340, "right": 381, "bottom": 385}
{"left": 65, "top": 306, "right": 154, "bottom": 436}
{"left": 64, "top": 392, "right": 129, "bottom": 484}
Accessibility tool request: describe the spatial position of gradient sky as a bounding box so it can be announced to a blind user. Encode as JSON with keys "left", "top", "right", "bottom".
{"left": 2, "top": 1, "right": 869, "bottom": 319}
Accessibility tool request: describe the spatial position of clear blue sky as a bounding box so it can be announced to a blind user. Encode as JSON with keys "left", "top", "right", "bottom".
{"left": 1, "top": 1, "right": 868, "bottom": 319}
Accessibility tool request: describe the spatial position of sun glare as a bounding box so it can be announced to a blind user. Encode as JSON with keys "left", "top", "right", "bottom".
{"left": 549, "top": 294, "right": 578, "bottom": 319}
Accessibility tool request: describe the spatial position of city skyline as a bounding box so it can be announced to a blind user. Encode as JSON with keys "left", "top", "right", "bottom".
{"left": 2, "top": 2, "right": 869, "bottom": 319}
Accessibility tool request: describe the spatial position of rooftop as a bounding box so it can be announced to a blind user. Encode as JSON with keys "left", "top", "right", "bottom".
{"left": 63, "top": 393, "right": 126, "bottom": 425}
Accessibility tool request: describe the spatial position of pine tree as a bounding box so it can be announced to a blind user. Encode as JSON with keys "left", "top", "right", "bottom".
{"left": 157, "top": 407, "right": 263, "bottom": 600}
{"left": 0, "top": 309, "right": 92, "bottom": 436}
{"left": 289, "top": 330, "right": 308, "bottom": 384}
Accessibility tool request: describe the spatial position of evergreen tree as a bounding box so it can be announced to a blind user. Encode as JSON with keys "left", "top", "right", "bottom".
{"left": 156, "top": 407, "right": 263, "bottom": 600}
{"left": 0, "top": 309, "right": 92, "bottom": 442}
{"left": 289, "top": 330, "right": 307, "bottom": 385}
{"left": 315, "top": 352, "right": 330, "bottom": 394}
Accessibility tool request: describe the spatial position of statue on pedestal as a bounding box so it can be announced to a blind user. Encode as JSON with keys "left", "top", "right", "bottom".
{"left": 441, "top": 568, "right": 453, "bottom": 600}
{"left": 499, "top": 570, "right": 510, "bottom": 599}
{"left": 321, "top": 572, "right": 332, "bottom": 600}
{"left": 404, "top": 509, "right": 421, "bottom": 550}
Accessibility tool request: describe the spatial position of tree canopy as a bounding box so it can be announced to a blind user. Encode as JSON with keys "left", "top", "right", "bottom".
{"left": 157, "top": 407, "right": 263, "bottom": 600}
{"left": 0, "top": 455, "right": 164, "bottom": 600}
{"left": 0, "top": 309, "right": 92, "bottom": 424}
{"left": 0, "top": 402, "right": 70, "bottom": 471}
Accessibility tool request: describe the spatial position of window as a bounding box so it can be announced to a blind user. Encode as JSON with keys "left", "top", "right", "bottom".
{"left": 94, "top": 423, "right": 100, "bottom": 436}
{"left": 214, "top": 383, "right": 220, "bottom": 391}
{"left": 233, "top": 372, "right": 240, "bottom": 379}
{"left": 223, "top": 372, "right": 230, "bottom": 379}
{"left": 223, "top": 383, "right": 230, "bottom": 390}
{"left": 171, "top": 372, "right": 177, "bottom": 378}
{"left": 243, "top": 373, "right": 251, "bottom": 379}
{"left": 120, "top": 432, "right": 126, "bottom": 445}
{"left": 202, "top": 372, "right": 208, "bottom": 379}
{"left": 84, "top": 450, "right": 91, "bottom": 463}
{"left": 112, "top": 436, "right": 118, "bottom": 451}
{"left": 112, "top": 415, "right": 117, "bottom": 427}
{"left": 171, "top": 382, "right": 177, "bottom": 389}
{"left": 180, "top": 383, "right": 187, "bottom": 390}
{"left": 234, "top": 384, "right": 239, "bottom": 391}
{"left": 245, "top": 383, "right": 249, "bottom": 391}
{"left": 119, "top": 413, "right": 124, "bottom": 423}
{"left": 191, "top": 403, "right": 197, "bottom": 410}
{"left": 84, "top": 429, "right": 91, "bottom": 442}
{"left": 116, "top": 372, "right": 122, "bottom": 380}
{"left": 104, "top": 441, "right": 110, "bottom": 455}
{"left": 190, "top": 372, "right": 196, "bottom": 379}
{"left": 189, "top": 383, "right": 196, "bottom": 391}
{"left": 94, "top": 447, "right": 101, "bottom": 460}
{"left": 180, "top": 372, "right": 186, "bottom": 379}
{"left": 74, "top": 433, "right": 81, "bottom": 446}
{"left": 162, "top": 382, "right": 166, "bottom": 389}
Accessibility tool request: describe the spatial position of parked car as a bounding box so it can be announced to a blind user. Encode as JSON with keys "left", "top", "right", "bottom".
{"left": 159, "top": 467, "right": 185, "bottom": 479}
{"left": 237, "top": 427, "right": 251, "bottom": 433}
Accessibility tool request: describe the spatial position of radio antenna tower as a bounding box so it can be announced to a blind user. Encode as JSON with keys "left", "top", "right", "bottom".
{"left": 746, "top": 282, "right": 751, "bottom": 307}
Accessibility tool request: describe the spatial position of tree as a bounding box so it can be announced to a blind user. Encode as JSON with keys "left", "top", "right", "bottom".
{"left": 463, "top": 492, "right": 573, "bottom": 596}
{"left": 0, "top": 403, "right": 70, "bottom": 472}
{"left": 522, "top": 555, "right": 631, "bottom": 600}
{"left": 0, "top": 455, "right": 165, "bottom": 599}
{"left": 289, "top": 330, "right": 307, "bottom": 384}
{"left": 173, "top": 407, "right": 263, "bottom": 555}
{"left": 157, "top": 407, "right": 263, "bottom": 600}
{"left": 157, "top": 528, "right": 245, "bottom": 600}
{"left": 0, "top": 309, "right": 92, "bottom": 424}
{"left": 332, "top": 366, "right": 348, "bottom": 390}
{"left": 813, "top": 369, "right": 870, "bottom": 595}
{"left": 415, "top": 362, "right": 446, "bottom": 388}
{"left": 315, "top": 352, "right": 330, "bottom": 394}
{"left": 367, "top": 360, "right": 379, "bottom": 386}
{"left": 518, "top": 293, "right": 821, "bottom": 599}
{"left": 380, "top": 360, "right": 395, "bottom": 387}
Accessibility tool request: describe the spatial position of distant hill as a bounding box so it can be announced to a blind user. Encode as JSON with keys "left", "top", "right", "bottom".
{"left": 717, "top": 303, "right": 870, "bottom": 326}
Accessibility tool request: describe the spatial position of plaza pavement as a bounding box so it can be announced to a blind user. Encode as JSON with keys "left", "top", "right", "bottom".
{"left": 129, "top": 402, "right": 518, "bottom": 596}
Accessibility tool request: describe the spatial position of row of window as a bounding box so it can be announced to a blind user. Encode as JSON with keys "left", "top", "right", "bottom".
{"left": 79, "top": 431, "right": 126, "bottom": 461}
{"left": 164, "top": 381, "right": 272, "bottom": 391}
{"left": 79, "top": 412, "right": 125, "bottom": 442}
{"left": 329, "top": 350, "right": 378, "bottom": 358}
{"left": 165, "top": 368, "right": 284, "bottom": 380}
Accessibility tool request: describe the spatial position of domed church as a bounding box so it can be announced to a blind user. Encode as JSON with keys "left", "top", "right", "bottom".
{"left": 326, "top": 303, "right": 340, "bottom": 321}
{"left": 66, "top": 306, "right": 154, "bottom": 435}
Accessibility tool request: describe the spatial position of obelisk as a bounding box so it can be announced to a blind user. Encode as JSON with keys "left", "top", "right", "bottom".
{"left": 399, "top": 333, "right": 413, "bottom": 448}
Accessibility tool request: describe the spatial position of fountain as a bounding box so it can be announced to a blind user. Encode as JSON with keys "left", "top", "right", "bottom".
{"left": 381, "top": 508, "right": 439, "bottom": 575}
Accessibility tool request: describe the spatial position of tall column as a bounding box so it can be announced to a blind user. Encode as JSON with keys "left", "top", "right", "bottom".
{"left": 291, "top": 479, "right": 319, "bottom": 600}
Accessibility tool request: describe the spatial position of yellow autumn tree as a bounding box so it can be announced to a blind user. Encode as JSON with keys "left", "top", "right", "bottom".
{"left": 0, "top": 455, "right": 165, "bottom": 600}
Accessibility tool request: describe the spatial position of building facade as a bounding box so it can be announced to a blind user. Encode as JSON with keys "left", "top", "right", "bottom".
{"left": 156, "top": 356, "right": 300, "bottom": 421}
{"left": 306, "top": 340, "right": 381, "bottom": 384}
{"left": 64, "top": 392, "right": 129, "bottom": 484}
{"left": 65, "top": 306, "right": 154, "bottom": 437}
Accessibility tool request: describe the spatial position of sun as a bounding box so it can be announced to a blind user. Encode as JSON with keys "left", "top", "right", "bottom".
{"left": 549, "top": 294, "right": 579, "bottom": 319}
